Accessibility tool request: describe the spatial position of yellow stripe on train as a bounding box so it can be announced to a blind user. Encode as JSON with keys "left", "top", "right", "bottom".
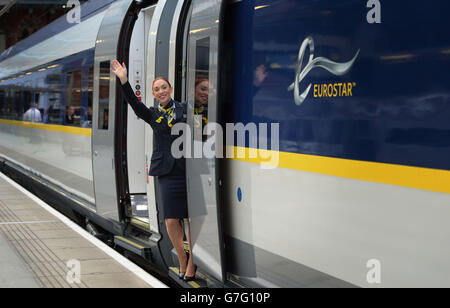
{"left": 228, "top": 146, "right": 450, "bottom": 195}
{"left": 0, "top": 119, "right": 92, "bottom": 136}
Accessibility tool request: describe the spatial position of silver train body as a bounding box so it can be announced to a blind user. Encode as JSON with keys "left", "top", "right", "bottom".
{"left": 1, "top": 0, "right": 450, "bottom": 288}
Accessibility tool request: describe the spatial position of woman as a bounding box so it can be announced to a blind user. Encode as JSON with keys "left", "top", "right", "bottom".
{"left": 110, "top": 60, "right": 197, "bottom": 281}
{"left": 194, "top": 78, "right": 209, "bottom": 127}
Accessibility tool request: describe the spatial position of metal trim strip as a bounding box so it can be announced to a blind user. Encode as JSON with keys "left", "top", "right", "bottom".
{"left": 168, "top": 0, "right": 186, "bottom": 88}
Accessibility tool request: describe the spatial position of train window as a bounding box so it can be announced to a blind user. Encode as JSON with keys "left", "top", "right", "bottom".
{"left": 23, "top": 90, "right": 41, "bottom": 122}
{"left": 35, "top": 92, "right": 43, "bottom": 120}
{"left": 65, "top": 70, "right": 82, "bottom": 126}
{"left": 194, "top": 37, "right": 210, "bottom": 140}
{"left": 47, "top": 92, "right": 62, "bottom": 124}
{"left": 4, "top": 88, "right": 13, "bottom": 119}
{"left": 46, "top": 73, "right": 63, "bottom": 125}
{"left": 98, "top": 61, "right": 110, "bottom": 130}
{"left": 23, "top": 81, "right": 33, "bottom": 122}
{"left": 0, "top": 89, "right": 4, "bottom": 118}
{"left": 35, "top": 78, "right": 47, "bottom": 123}
{"left": 13, "top": 88, "right": 22, "bottom": 121}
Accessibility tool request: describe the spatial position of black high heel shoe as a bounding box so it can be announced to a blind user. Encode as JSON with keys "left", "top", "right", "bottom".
{"left": 179, "top": 250, "right": 190, "bottom": 279}
{"left": 178, "top": 270, "right": 186, "bottom": 280}
{"left": 183, "top": 265, "right": 197, "bottom": 282}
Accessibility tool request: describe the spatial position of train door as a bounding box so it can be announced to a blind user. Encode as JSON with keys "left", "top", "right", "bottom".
{"left": 126, "top": 5, "right": 156, "bottom": 231}
{"left": 125, "top": 1, "right": 180, "bottom": 236}
{"left": 141, "top": 0, "right": 172, "bottom": 236}
{"left": 92, "top": 0, "right": 134, "bottom": 222}
{"left": 142, "top": 0, "right": 181, "bottom": 249}
{"left": 185, "top": 0, "right": 226, "bottom": 283}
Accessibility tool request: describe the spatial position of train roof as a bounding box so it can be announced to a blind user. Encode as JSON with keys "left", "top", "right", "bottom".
{"left": 0, "top": 0, "right": 115, "bottom": 63}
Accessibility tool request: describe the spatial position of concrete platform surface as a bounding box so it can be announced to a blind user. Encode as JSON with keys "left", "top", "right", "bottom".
{"left": 0, "top": 174, "right": 166, "bottom": 288}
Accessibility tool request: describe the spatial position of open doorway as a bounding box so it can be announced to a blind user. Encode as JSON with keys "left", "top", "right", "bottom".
{"left": 125, "top": 5, "right": 156, "bottom": 230}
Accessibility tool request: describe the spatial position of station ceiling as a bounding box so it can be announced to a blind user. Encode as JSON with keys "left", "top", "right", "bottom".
{"left": 0, "top": 0, "right": 69, "bottom": 5}
{"left": 0, "top": 0, "right": 89, "bottom": 51}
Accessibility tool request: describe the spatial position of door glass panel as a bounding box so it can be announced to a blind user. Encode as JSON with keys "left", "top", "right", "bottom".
{"left": 99, "top": 61, "right": 110, "bottom": 130}
{"left": 187, "top": 32, "right": 224, "bottom": 281}
{"left": 194, "top": 37, "right": 210, "bottom": 141}
{"left": 84, "top": 66, "right": 94, "bottom": 128}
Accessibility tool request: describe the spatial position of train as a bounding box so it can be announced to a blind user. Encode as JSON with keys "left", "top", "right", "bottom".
{"left": 1, "top": 0, "right": 450, "bottom": 288}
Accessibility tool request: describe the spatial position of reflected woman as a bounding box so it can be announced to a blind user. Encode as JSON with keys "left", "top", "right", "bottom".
{"left": 110, "top": 60, "right": 197, "bottom": 281}
{"left": 193, "top": 78, "right": 210, "bottom": 140}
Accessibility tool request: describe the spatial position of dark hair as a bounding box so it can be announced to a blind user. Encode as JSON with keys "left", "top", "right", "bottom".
{"left": 152, "top": 77, "right": 172, "bottom": 88}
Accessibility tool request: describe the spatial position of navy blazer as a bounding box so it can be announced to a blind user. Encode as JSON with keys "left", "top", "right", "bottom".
{"left": 120, "top": 81, "right": 186, "bottom": 177}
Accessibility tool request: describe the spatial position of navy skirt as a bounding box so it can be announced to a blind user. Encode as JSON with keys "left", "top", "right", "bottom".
{"left": 158, "top": 173, "right": 188, "bottom": 219}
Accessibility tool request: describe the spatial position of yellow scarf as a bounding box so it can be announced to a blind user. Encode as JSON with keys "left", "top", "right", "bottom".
{"left": 155, "top": 102, "right": 175, "bottom": 127}
{"left": 194, "top": 106, "right": 208, "bottom": 127}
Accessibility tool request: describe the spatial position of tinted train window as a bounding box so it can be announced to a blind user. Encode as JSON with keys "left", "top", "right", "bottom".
{"left": 66, "top": 70, "right": 82, "bottom": 126}
{"left": 4, "top": 88, "right": 13, "bottom": 119}
{"left": 23, "top": 85, "right": 41, "bottom": 123}
{"left": 46, "top": 73, "right": 63, "bottom": 125}
{"left": 35, "top": 92, "right": 43, "bottom": 122}
{"left": 0, "top": 89, "right": 4, "bottom": 117}
{"left": 194, "top": 37, "right": 210, "bottom": 141}
{"left": 99, "top": 61, "right": 110, "bottom": 130}
{"left": 35, "top": 78, "right": 47, "bottom": 123}
{"left": 23, "top": 82, "right": 33, "bottom": 121}
{"left": 13, "top": 88, "right": 22, "bottom": 120}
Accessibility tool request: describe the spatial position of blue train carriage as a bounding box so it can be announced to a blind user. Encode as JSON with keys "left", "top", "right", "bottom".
{"left": 0, "top": 0, "right": 449, "bottom": 288}
{"left": 221, "top": 0, "right": 450, "bottom": 287}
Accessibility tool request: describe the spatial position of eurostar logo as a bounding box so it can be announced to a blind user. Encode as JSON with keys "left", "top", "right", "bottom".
{"left": 288, "top": 36, "right": 360, "bottom": 106}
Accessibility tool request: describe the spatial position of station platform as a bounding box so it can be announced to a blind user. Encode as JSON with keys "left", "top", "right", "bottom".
{"left": 0, "top": 173, "right": 167, "bottom": 288}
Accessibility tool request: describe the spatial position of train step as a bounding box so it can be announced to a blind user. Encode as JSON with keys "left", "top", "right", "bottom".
{"left": 169, "top": 248, "right": 223, "bottom": 288}
{"left": 114, "top": 235, "right": 152, "bottom": 259}
{"left": 169, "top": 267, "right": 206, "bottom": 288}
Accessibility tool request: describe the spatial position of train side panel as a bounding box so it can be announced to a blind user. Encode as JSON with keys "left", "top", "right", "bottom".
{"left": 0, "top": 9, "right": 105, "bottom": 204}
{"left": 221, "top": 0, "right": 450, "bottom": 287}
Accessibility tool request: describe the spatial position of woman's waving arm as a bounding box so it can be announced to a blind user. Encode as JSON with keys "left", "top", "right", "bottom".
{"left": 111, "top": 60, "right": 155, "bottom": 121}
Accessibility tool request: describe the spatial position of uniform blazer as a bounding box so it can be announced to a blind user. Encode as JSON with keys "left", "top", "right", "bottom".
{"left": 120, "top": 81, "right": 186, "bottom": 177}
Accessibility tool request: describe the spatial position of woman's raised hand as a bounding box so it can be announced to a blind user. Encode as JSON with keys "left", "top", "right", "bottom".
{"left": 110, "top": 60, "right": 128, "bottom": 85}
